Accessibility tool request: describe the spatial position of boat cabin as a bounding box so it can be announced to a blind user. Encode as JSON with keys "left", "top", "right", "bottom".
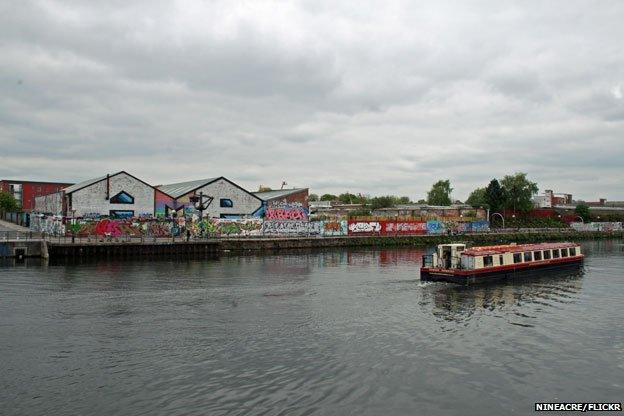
{"left": 428, "top": 243, "right": 466, "bottom": 269}
{"left": 424, "top": 243, "right": 582, "bottom": 271}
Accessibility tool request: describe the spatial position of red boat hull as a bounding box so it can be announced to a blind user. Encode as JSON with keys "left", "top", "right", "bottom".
{"left": 421, "top": 255, "right": 584, "bottom": 285}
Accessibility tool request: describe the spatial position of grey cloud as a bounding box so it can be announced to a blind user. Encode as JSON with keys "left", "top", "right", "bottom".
{"left": 1, "top": 0, "right": 624, "bottom": 201}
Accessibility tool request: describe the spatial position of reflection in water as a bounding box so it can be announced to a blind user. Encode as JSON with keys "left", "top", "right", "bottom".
{"left": 426, "top": 269, "right": 584, "bottom": 323}
{"left": 0, "top": 240, "right": 622, "bottom": 416}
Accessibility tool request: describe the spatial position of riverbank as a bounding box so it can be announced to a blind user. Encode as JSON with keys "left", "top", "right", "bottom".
{"left": 26, "top": 230, "right": 621, "bottom": 259}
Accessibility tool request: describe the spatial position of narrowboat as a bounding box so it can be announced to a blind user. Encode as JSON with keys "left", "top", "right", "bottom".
{"left": 421, "top": 242, "right": 583, "bottom": 284}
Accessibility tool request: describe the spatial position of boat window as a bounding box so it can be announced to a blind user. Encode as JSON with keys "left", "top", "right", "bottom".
{"left": 561, "top": 248, "right": 568, "bottom": 257}
{"left": 499, "top": 255, "right": 504, "bottom": 265}
{"left": 483, "top": 256, "right": 493, "bottom": 267}
{"left": 569, "top": 247, "right": 576, "bottom": 256}
{"left": 513, "top": 253, "right": 522, "bottom": 263}
{"left": 533, "top": 251, "right": 542, "bottom": 261}
{"left": 552, "top": 249, "right": 560, "bottom": 258}
{"left": 543, "top": 250, "right": 551, "bottom": 260}
{"left": 524, "top": 252, "right": 532, "bottom": 262}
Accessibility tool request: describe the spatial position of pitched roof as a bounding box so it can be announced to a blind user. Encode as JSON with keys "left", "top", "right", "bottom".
{"left": 157, "top": 178, "right": 220, "bottom": 199}
{"left": 253, "top": 188, "right": 308, "bottom": 201}
{"left": 63, "top": 171, "right": 158, "bottom": 195}
{"left": 63, "top": 174, "right": 112, "bottom": 194}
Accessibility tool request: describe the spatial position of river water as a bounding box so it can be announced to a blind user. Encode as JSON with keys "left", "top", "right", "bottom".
{"left": 1, "top": 240, "right": 623, "bottom": 415}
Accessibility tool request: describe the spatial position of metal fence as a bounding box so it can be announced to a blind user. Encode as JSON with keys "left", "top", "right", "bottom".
{"left": 0, "top": 231, "right": 40, "bottom": 241}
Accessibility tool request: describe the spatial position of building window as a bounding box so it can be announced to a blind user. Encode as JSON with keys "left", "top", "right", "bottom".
{"left": 524, "top": 252, "right": 532, "bottom": 262}
{"left": 533, "top": 251, "right": 542, "bottom": 261}
{"left": 561, "top": 248, "right": 568, "bottom": 257}
{"left": 499, "top": 255, "right": 504, "bottom": 265}
{"left": 552, "top": 249, "right": 560, "bottom": 259}
{"left": 543, "top": 250, "right": 551, "bottom": 260}
{"left": 483, "top": 256, "right": 493, "bottom": 267}
{"left": 220, "top": 198, "right": 233, "bottom": 208}
{"left": 513, "top": 253, "right": 522, "bottom": 263}
{"left": 109, "top": 210, "right": 134, "bottom": 219}
{"left": 569, "top": 247, "right": 576, "bottom": 256}
{"left": 110, "top": 191, "right": 135, "bottom": 204}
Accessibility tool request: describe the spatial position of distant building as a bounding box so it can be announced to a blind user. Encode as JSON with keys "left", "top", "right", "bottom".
{"left": 0, "top": 180, "right": 73, "bottom": 211}
{"left": 157, "top": 177, "right": 263, "bottom": 219}
{"left": 372, "top": 204, "right": 487, "bottom": 219}
{"left": 254, "top": 188, "right": 309, "bottom": 207}
{"left": 533, "top": 190, "right": 573, "bottom": 208}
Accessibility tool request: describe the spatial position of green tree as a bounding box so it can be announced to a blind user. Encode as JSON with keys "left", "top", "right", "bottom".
{"left": 575, "top": 203, "right": 590, "bottom": 222}
{"left": 500, "top": 173, "right": 538, "bottom": 212}
{"left": 427, "top": 180, "right": 453, "bottom": 206}
{"left": 308, "top": 193, "right": 319, "bottom": 202}
{"left": 370, "top": 196, "right": 395, "bottom": 210}
{"left": 257, "top": 185, "right": 272, "bottom": 192}
{"left": 0, "top": 191, "right": 18, "bottom": 212}
{"left": 397, "top": 196, "right": 411, "bottom": 204}
{"left": 338, "top": 192, "right": 358, "bottom": 204}
{"left": 417, "top": 199, "right": 426, "bottom": 204}
{"left": 465, "top": 187, "right": 488, "bottom": 208}
{"left": 320, "top": 194, "right": 338, "bottom": 202}
{"left": 485, "top": 179, "right": 505, "bottom": 213}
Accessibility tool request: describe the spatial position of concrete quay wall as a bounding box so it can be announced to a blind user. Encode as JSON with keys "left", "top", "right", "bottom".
{"left": 219, "top": 230, "right": 624, "bottom": 252}
{"left": 5, "top": 230, "right": 621, "bottom": 259}
{"left": 0, "top": 240, "right": 46, "bottom": 259}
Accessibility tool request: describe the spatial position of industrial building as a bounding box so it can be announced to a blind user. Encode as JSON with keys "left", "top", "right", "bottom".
{"left": 156, "top": 177, "right": 263, "bottom": 219}
{"left": 254, "top": 188, "right": 309, "bottom": 209}
{"left": 62, "top": 171, "right": 159, "bottom": 218}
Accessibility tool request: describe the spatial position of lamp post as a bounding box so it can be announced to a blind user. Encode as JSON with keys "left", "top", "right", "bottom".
{"left": 189, "top": 191, "right": 214, "bottom": 220}
{"left": 491, "top": 212, "right": 505, "bottom": 229}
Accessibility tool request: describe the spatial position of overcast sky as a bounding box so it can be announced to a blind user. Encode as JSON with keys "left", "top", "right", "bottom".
{"left": 1, "top": 1, "right": 623, "bottom": 201}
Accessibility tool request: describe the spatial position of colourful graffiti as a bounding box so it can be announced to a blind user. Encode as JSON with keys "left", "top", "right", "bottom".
{"left": 262, "top": 220, "right": 321, "bottom": 235}
{"left": 347, "top": 221, "right": 382, "bottom": 235}
{"left": 571, "top": 222, "right": 622, "bottom": 232}
{"left": 30, "top": 216, "right": 66, "bottom": 236}
{"left": 265, "top": 201, "right": 308, "bottom": 221}
{"left": 385, "top": 221, "right": 427, "bottom": 235}
{"left": 31, "top": 215, "right": 492, "bottom": 238}
{"left": 321, "top": 220, "right": 348, "bottom": 237}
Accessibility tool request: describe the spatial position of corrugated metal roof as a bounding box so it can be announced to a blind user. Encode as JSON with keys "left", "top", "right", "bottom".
{"left": 157, "top": 178, "right": 219, "bottom": 199}
{"left": 63, "top": 173, "right": 114, "bottom": 194}
{"left": 253, "top": 188, "right": 307, "bottom": 201}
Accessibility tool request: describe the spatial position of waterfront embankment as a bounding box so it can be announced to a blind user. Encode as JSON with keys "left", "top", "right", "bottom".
{"left": 18, "top": 229, "right": 622, "bottom": 259}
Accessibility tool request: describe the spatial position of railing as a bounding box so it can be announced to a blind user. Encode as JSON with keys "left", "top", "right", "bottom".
{"left": 1, "top": 231, "right": 40, "bottom": 241}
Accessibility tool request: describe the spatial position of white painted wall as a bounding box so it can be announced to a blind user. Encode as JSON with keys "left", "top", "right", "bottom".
{"left": 34, "top": 192, "right": 63, "bottom": 214}
{"left": 70, "top": 173, "right": 155, "bottom": 217}
{"left": 193, "top": 178, "right": 262, "bottom": 218}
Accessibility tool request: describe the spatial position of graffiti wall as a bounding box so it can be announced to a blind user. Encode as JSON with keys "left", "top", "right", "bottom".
{"left": 346, "top": 220, "right": 488, "bottom": 236}
{"left": 320, "top": 220, "right": 348, "bottom": 237}
{"left": 570, "top": 222, "right": 622, "bottom": 232}
{"left": 347, "top": 220, "right": 426, "bottom": 236}
{"left": 154, "top": 190, "right": 193, "bottom": 218}
{"left": 385, "top": 221, "right": 428, "bottom": 235}
{"left": 190, "top": 219, "right": 263, "bottom": 236}
{"left": 30, "top": 216, "right": 66, "bottom": 236}
{"left": 31, "top": 216, "right": 491, "bottom": 238}
{"left": 265, "top": 201, "right": 308, "bottom": 221}
{"left": 347, "top": 221, "right": 382, "bottom": 235}
{"left": 262, "top": 220, "right": 321, "bottom": 235}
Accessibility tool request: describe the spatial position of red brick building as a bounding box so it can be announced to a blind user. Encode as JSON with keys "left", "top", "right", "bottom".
{"left": 0, "top": 180, "right": 73, "bottom": 211}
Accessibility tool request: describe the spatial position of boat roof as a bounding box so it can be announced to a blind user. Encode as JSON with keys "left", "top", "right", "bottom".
{"left": 463, "top": 242, "right": 579, "bottom": 256}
